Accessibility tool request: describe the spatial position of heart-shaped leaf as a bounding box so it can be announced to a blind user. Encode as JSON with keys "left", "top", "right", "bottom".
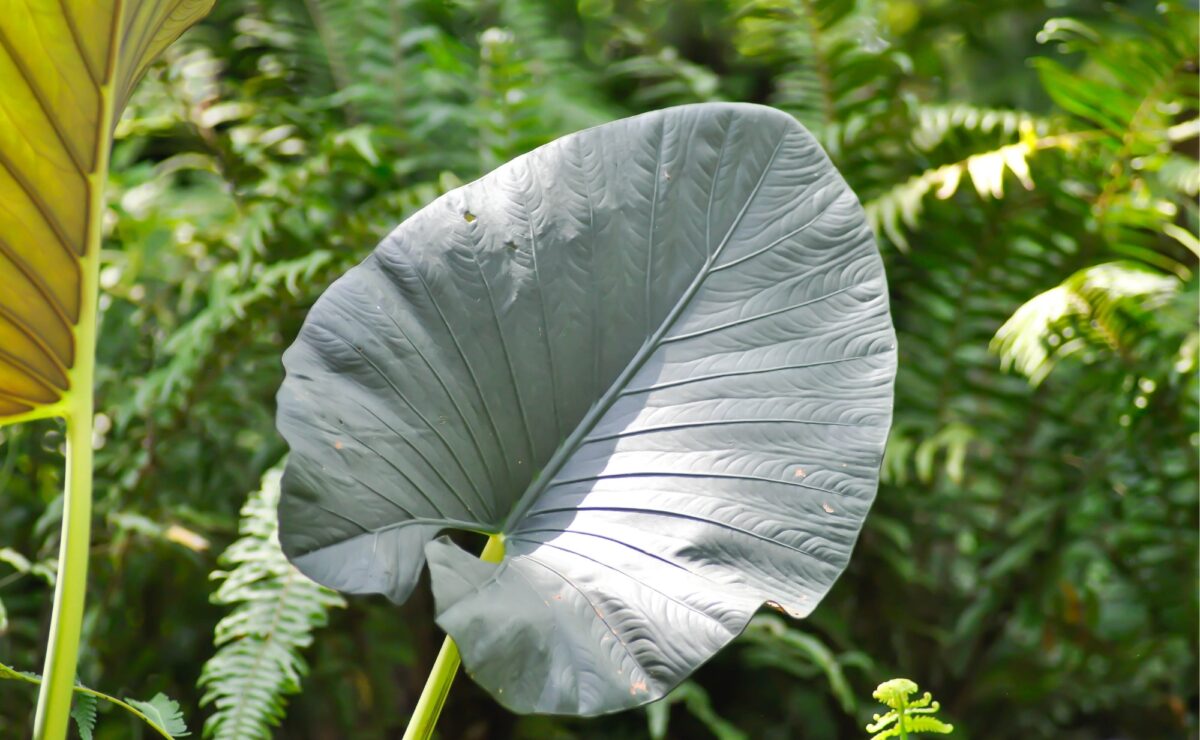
{"left": 0, "top": 0, "right": 213, "bottom": 425}
{"left": 277, "top": 103, "right": 896, "bottom": 715}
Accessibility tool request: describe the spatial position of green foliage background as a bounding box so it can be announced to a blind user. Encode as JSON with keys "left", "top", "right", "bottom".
{"left": 0, "top": 0, "right": 1196, "bottom": 737}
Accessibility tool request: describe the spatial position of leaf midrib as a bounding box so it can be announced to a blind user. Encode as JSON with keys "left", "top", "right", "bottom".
{"left": 499, "top": 115, "right": 790, "bottom": 533}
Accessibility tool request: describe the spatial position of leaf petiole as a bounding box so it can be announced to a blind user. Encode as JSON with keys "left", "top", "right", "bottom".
{"left": 401, "top": 535, "right": 505, "bottom": 740}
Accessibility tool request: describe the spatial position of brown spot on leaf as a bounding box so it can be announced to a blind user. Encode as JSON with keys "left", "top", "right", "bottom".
{"left": 822, "top": 502, "right": 835, "bottom": 514}
{"left": 630, "top": 680, "right": 648, "bottom": 695}
{"left": 793, "top": 467, "right": 806, "bottom": 478}
{"left": 333, "top": 440, "right": 344, "bottom": 450}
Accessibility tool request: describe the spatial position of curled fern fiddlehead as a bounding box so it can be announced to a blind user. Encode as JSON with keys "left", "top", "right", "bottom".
{"left": 866, "top": 678, "right": 954, "bottom": 740}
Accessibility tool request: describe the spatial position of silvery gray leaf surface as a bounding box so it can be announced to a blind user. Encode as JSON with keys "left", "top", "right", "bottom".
{"left": 276, "top": 102, "right": 896, "bottom": 715}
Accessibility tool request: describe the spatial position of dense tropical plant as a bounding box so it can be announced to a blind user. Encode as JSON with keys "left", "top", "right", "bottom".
{"left": 0, "top": 0, "right": 1194, "bottom": 738}
{"left": 0, "top": 2, "right": 212, "bottom": 737}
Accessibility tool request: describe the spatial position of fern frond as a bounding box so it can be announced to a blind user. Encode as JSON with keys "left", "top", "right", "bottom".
{"left": 864, "top": 137, "right": 1037, "bottom": 251}
{"left": 241, "top": 0, "right": 401, "bottom": 118}
{"left": 870, "top": 5, "right": 1196, "bottom": 254}
{"left": 70, "top": 691, "right": 98, "bottom": 740}
{"left": 863, "top": 118, "right": 1128, "bottom": 250}
{"left": 1034, "top": 6, "right": 1198, "bottom": 239}
{"left": 476, "top": 26, "right": 546, "bottom": 171}
{"left": 1035, "top": 7, "right": 1197, "bottom": 140}
{"left": 1158, "top": 153, "right": 1200, "bottom": 198}
{"left": 199, "top": 467, "right": 345, "bottom": 740}
{"left": 910, "top": 103, "right": 1049, "bottom": 151}
{"left": 991, "top": 261, "right": 1182, "bottom": 384}
{"left": 126, "top": 251, "right": 336, "bottom": 426}
{"left": 606, "top": 45, "right": 722, "bottom": 108}
{"left": 732, "top": 0, "right": 901, "bottom": 138}
{"left": 915, "top": 422, "right": 974, "bottom": 485}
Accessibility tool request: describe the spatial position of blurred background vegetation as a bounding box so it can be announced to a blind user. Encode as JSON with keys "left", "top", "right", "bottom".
{"left": 0, "top": 0, "right": 1196, "bottom": 737}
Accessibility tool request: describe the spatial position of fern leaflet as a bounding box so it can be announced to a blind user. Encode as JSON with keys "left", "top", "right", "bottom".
{"left": 198, "top": 467, "right": 345, "bottom": 739}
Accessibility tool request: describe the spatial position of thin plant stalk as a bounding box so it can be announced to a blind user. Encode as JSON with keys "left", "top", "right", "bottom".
{"left": 33, "top": 393, "right": 95, "bottom": 739}
{"left": 33, "top": 55, "right": 109, "bottom": 737}
{"left": 6, "top": 661, "right": 176, "bottom": 740}
{"left": 402, "top": 535, "right": 505, "bottom": 740}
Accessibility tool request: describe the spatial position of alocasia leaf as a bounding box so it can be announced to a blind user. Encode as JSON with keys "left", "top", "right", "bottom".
{"left": 0, "top": 5, "right": 214, "bottom": 738}
{"left": 277, "top": 103, "right": 896, "bottom": 715}
{"left": 0, "top": 0, "right": 214, "bottom": 425}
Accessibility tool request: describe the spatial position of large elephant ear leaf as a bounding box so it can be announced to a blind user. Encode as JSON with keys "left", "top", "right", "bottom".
{"left": 0, "top": 0, "right": 213, "bottom": 425}
{"left": 277, "top": 102, "right": 896, "bottom": 715}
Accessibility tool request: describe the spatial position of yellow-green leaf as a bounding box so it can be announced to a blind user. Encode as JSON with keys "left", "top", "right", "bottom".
{"left": 0, "top": 0, "right": 214, "bottom": 424}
